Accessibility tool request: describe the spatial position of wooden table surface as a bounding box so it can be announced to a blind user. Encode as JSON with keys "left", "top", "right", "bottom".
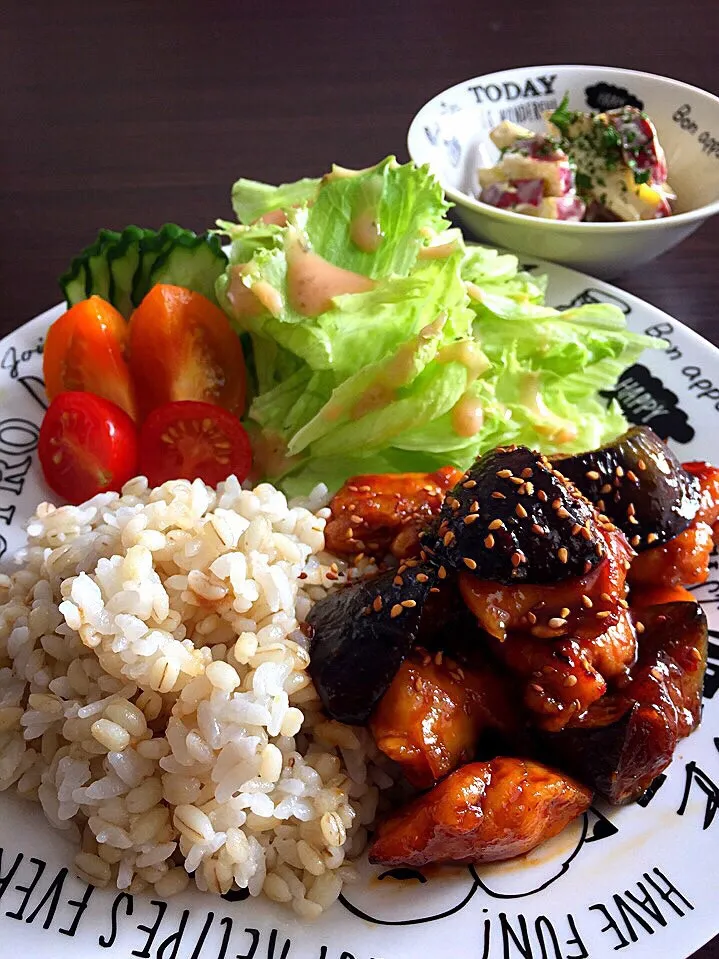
{"left": 1, "top": 3, "right": 718, "bottom": 956}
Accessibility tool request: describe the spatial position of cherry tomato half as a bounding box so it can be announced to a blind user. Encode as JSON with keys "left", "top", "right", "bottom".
{"left": 38, "top": 392, "right": 139, "bottom": 504}
{"left": 128, "top": 285, "right": 246, "bottom": 421}
{"left": 137, "top": 400, "right": 252, "bottom": 488}
{"left": 43, "top": 297, "right": 137, "bottom": 419}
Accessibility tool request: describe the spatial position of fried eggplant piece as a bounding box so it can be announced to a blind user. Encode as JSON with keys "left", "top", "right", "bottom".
{"left": 551, "top": 427, "right": 699, "bottom": 551}
{"left": 631, "top": 602, "right": 707, "bottom": 736}
{"left": 459, "top": 524, "right": 633, "bottom": 642}
{"left": 324, "top": 467, "right": 463, "bottom": 559}
{"left": 542, "top": 602, "right": 707, "bottom": 803}
{"left": 306, "top": 564, "right": 434, "bottom": 725}
{"left": 427, "top": 446, "right": 604, "bottom": 584}
{"left": 415, "top": 576, "right": 475, "bottom": 650}
{"left": 626, "top": 459, "right": 719, "bottom": 588}
{"left": 369, "top": 757, "right": 592, "bottom": 867}
{"left": 370, "top": 647, "right": 520, "bottom": 788}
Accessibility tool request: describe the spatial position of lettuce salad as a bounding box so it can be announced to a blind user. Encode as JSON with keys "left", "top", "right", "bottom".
{"left": 216, "top": 157, "right": 659, "bottom": 495}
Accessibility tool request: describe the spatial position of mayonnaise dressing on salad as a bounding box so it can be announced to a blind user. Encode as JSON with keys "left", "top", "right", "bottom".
{"left": 452, "top": 393, "right": 485, "bottom": 437}
{"left": 286, "top": 232, "right": 376, "bottom": 316}
{"left": 350, "top": 208, "right": 384, "bottom": 252}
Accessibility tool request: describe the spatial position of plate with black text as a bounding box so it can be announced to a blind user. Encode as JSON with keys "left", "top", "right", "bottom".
{"left": 1, "top": 260, "right": 718, "bottom": 959}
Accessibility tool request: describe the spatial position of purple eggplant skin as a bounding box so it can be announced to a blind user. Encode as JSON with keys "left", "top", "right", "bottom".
{"left": 306, "top": 564, "right": 435, "bottom": 725}
{"left": 425, "top": 446, "right": 604, "bottom": 585}
{"left": 551, "top": 427, "right": 699, "bottom": 551}
{"left": 539, "top": 601, "right": 707, "bottom": 804}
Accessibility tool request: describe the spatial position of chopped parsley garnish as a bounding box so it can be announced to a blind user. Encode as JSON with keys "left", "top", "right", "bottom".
{"left": 533, "top": 136, "right": 561, "bottom": 158}
{"left": 549, "top": 93, "right": 576, "bottom": 136}
{"left": 575, "top": 171, "right": 593, "bottom": 191}
{"left": 601, "top": 124, "right": 622, "bottom": 151}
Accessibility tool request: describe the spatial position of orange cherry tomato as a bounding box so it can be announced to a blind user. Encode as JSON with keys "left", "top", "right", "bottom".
{"left": 43, "top": 296, "right": 137, "bottom": 419}
{"left": 128, "top": 285, "right": 246, "bottom": 421}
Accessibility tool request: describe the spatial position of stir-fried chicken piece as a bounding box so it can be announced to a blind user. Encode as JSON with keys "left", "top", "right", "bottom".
{"left": 457, "top": 517, "right": 636, "bottom": 732}
{"left": 488, "top": 609, "right": 638, "bottom": 732}
{"left": 369, "top": 647, "right": 519, "bottom": 788}
{"left": 630, "top": 583, "right": 696, "bottom": 607}
{"left": 324, "top": 467, "right": 463, "bottom": 559}
{"left": 490, "top": 635, "right": 604, "bottom": 731}
{"left": 629, "top": 521, "right": 714, "bottom": 588}
{"left": 543, "top": 602, "right": 708, "bottom": 803}
{"left": 369, "top": 757, "right": 592, "bottom": 867}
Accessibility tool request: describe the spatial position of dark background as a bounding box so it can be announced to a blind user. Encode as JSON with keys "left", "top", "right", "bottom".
{"left": 1, "top": 3, "right": 718, "bottom": 955}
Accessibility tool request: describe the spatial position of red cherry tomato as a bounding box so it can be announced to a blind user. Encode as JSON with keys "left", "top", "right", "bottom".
{"left": 38, "top": 392, "right": 139, "bottom": 504}
{"left": 137, "top": 400, "right": 252, "bottom": 488}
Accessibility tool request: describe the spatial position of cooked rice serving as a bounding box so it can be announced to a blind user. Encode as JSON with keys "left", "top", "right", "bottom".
{"left": 0, "top": 475, "right": 391, "bottom": 917}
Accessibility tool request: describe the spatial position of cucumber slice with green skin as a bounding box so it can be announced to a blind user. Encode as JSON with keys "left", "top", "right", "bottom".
{"left": 59, "top": 256, "right": 90, "bottom": 306}
{"left": 149, "top": 232, "right": 227, "bottom": 305}
{"left": 107, "top": 226, "right": 149, "bottom": 318}
{"left": 58, "top": 223, "right": 227, "bottom": 317}
{"left": 83, "top": 228, "right": 122, "bottom": 302}
{"left": 131, "top": 223, "right": 185, "bottom": 307}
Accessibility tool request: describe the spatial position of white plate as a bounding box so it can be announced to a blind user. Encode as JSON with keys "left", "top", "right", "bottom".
{"left": 1, "top": 263, "right": 719, "bottom": 959}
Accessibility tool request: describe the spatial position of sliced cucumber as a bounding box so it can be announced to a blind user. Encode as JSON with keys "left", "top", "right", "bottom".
{"left": 149, "top": 232, "right": 227, "bottom": 304}
{"left": 131, "top": 224, "right": 185, "bottom": 308}
{"left": 59, "top": 256, "right": 90, "bottom": 306}
{"left": 59, "top": 223, "right": 228, "bottom": 318}
{"left": 83, "top": 229, "right": 121, "bottom": 302}
{"left": 107, "top": 226, "right": 149, "bottom": 318}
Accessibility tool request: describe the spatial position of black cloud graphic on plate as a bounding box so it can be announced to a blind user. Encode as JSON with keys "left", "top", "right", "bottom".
{"left": 585, "top": 82, "right": 644, "bottom": 112}
{"left": 601, "top": 363, "right": 695, "bottom": 444}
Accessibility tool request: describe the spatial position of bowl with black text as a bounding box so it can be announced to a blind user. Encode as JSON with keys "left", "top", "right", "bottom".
{"left": 407, "top": 64, "right": 719, "bottom": 276}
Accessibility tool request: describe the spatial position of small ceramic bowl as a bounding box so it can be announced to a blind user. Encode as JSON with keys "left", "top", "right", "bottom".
{"left": 407, "top": 65, "right": 719, "bottom": 277}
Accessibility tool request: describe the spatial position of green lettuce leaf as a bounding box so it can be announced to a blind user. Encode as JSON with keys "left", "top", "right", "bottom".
{"left": 215, "top": 219, "right": 284, "bottom": 266}
{"left": 231, "top": 176, "right": 320, "bottom": 225}
{"left": 303, "top": 156, "right": 450, "bottom": 278}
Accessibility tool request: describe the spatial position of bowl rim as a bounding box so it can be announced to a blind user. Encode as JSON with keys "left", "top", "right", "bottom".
{"left": 407, "top": 63, "right": 719, "bottom": 231}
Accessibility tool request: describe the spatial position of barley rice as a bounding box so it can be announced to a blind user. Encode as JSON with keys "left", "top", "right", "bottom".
{"left": 0, "top": 475, "right": 391, "bottom": 914}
